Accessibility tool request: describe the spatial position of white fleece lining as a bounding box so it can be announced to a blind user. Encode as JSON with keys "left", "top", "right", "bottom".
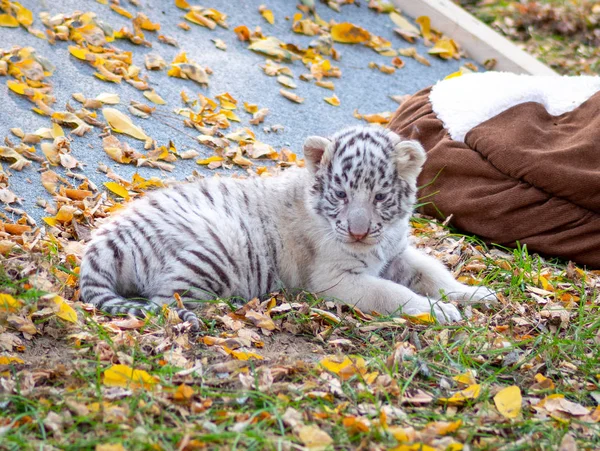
{"left": 429, "top": 72, "right": 600, "bottom": 142}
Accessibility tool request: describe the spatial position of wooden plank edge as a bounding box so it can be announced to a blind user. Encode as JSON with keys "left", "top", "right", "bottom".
{"left": 392, "top": 0, "right": 557, "bottom": 75}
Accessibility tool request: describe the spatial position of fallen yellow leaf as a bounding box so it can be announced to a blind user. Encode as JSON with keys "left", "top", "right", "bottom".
{"left": 175, "top": 0, "right": 190, "bottom": 9}
{"left": 53, "top": 296, "right": 78, "bottom": 323}
{"left": 184, "top": 10, "right": 216, "bottom": 29}
{"left": 102, "top": 108, "right": 148, "bottom": 140}
{"left": 331, "top": 22, "right": 370, "bottom": 44}
{"left": 324, "top": 94, "right": 340, "bottom": 106}
{"left": 168, "top": 52, "right": 210, "bottom": 85}
{"left": 297, "top": 424, "right": 333, "bottom": 450}
{"left": 415, "top": 16, "right": 433, "bottom": 41}
{"left": 539, "top": 275, "right": 554, "bottom": 292}
{"left": 444, "top": 70, "right": 463, "bottom": 80}
{"left": 0, "top": 356, "right": 24, "bottom": 365}
{"left": 428, "top": 38, "right": 459, "bottom": 59}
{"left": 104, "top": 182, "right": 130, "bottom": 199}
{"left": 424, "top": 419, "right": 462, "bottom": 435}
{"left": 259, "top": 5, "right": 274, "bottom": 25}
{"left": 320, "top": 355, "right": 368, "bottom": 381}
{"left": 249, "top": 37, "right": 296, "bottom": 61}
{"left": 320, "top": 355, "right": 353, "bottom": 375}
{"left": 65, "top": 189, "right": 93, "bottom": 200}
{"left": 7, "top": 80, "right": 30, "bottom": 95}
{"left": 243, "top": 102, "right": 258, "bottom": 114}
{"left": 15, "top": 4, "right": 33, "bottom": 27}
{"left": 0, "top": 293, "right": 23, "bottom": 312}
{"left": 96, "top": 93, "right": 120, "bottom": 104}
{"left": 404, "top": 312, "right": 435, "bottom": 324}
{"left": 342, "top": 416, "right": 370, "bottom": 433}
{"left": 51, "top": 123, "right": 64, "bottom": 138}
{"left": 439, "top": 384, "right": 481, "bottom": 405}
{"left": 389, "top": 11, "right": 420, "bottom": 35}
{"left": 55, "top": 205, "right": 75, "bottom": 223}
{"left": 173, "top": 383, "right": 194, "bottom": 403}
{"left": 96, "top": 444, "right": 126, "bottom": 451}
{"left": 0, "top": 14, "right": 19, "bottom": 28}
{"left": 390, "top": 444, "right": 437, "bottom": 451}
{"left": 103, "top": 364, "right": 158, "bottom": 390}
{"left": 388, "top": 426, "right": 415, "bottom": 443}
{"left": 453, "top": 370, "right": 477, "bottom": 386}
{"left": 110, "top": 4, "right": 133, "bottom": 19}
{"left": 0, "top": 222, "right": 32, "bottom": 235}
{"left": 143, "top": 90, "right": 166, "bottom": 105}
{"left": 223, "top": 346, "right": 264, "bottom": 361}
{"left": 196, "top": 155, "right": 224, "bottom": 165}
{"left": 531, "top": 373, "right": 555, "bottom": 390}
{"left": 494, "top": 385, "right": 522, "bottom": 419}
{"left": 354, "top": 109, "right": 393, "bottom": 124}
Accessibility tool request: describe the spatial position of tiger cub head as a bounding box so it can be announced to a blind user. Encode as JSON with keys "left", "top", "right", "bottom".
{"left": 303, "top": 125, "right": 426, "bottom": 248}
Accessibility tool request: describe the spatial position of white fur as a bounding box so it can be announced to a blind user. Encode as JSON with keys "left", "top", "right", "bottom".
{"left": 81, "top": 127, "right": 497, "bottom": 326}
{"left": 430, "top": 72, "right": 600, "bottom": 142}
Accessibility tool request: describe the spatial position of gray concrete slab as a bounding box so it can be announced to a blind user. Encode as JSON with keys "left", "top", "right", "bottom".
{"left": 0, "top": 0, "right": 474, "bottom": 223}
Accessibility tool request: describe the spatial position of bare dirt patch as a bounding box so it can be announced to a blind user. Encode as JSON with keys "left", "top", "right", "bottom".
{"left": 259, "top": 332, "right": 325, "bottom": 364}
{"left": 18, "top": 335, "right": 76, "bottom": 368}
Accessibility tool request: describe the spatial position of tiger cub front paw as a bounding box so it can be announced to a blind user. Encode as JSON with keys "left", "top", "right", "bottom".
{"left": 443, "top": 285, "right": 498, "bottom": 304}
{"left": 402, "top": 296, "right": 462, "bottom": 324}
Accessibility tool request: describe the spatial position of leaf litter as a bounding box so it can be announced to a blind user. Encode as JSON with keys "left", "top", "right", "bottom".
{"left": 0, "top": 1, "right": 598, "bottom": 450}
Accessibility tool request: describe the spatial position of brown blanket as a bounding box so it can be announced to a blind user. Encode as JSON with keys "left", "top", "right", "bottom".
{"left": 388, "top": 87, "right": 600, "bottom": 267}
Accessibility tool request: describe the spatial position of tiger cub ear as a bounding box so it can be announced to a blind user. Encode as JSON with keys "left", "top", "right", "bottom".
{"left": 392, "top": 139, "right": 426, "bottom": 183}
{"left": 303, "top": 136, "right": 331, "bottom": 173}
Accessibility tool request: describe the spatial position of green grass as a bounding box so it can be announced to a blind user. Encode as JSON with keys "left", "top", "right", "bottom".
{"left": 1, "top": 228, "right": 600, "bottom": 450}
{"left": 457, "top": 0, "right": 600, "bottom": 75}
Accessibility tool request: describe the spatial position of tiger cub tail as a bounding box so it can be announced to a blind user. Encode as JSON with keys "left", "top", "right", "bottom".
{"left": 79, "top": 243, "right": 200, "bottom": 331}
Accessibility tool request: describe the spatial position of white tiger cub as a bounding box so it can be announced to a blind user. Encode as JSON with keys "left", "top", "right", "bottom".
{"left": 80, "top": 126, "right": 496, "bottom": 330}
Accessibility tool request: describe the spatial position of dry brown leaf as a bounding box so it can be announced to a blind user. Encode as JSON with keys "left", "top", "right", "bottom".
{"left": 249, "top": 37, "right": 296, "bottom": 61}
{"left": 145, "top": 53, "right": 167, "bottom": 70}
{"left": 168, "top": 52, "right": 210, "bottom": 85}
{"left": 315, "top": 80, "right": 335, "bottom": 90}
{"left": 8, "top": 315, "right": 37, "bottom": 335}
{"left": 280, "top": 89, "right": 304, "bottom": 104}
{"left": 0, "top": 146, "right": 31, "bottom": 171}
{"left": 276, "top": 75, "right": 297, "bottom": 89}
{"left": 390, "top": 11, "right": 420, "bottom": 42}
{"left": 538, "top": 394, "right": 590, "bottom": 416}
{"left": 52, "top": 112, "right": 92, "bottom": 136}
{"left": 212, "top": 38, "right": 227, "bottom": 51}
{"left": 0, "top": 188, "right": 18, "bottom": 204}
{"left": 245, "top": 310, "right": 276, "bottom": 330}
{"left": 249, "top": 108, "right": 269, "bottom": 125}
{"left": 391, "top": 57, "right": 405, "bottom": 69}
{"left": 398, "top": 47, "right": 431, "bottom": 66}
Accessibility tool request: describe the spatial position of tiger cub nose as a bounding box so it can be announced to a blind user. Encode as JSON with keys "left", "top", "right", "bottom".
{"left": 349, "top": 230, "right": 369, "bottom": 241}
